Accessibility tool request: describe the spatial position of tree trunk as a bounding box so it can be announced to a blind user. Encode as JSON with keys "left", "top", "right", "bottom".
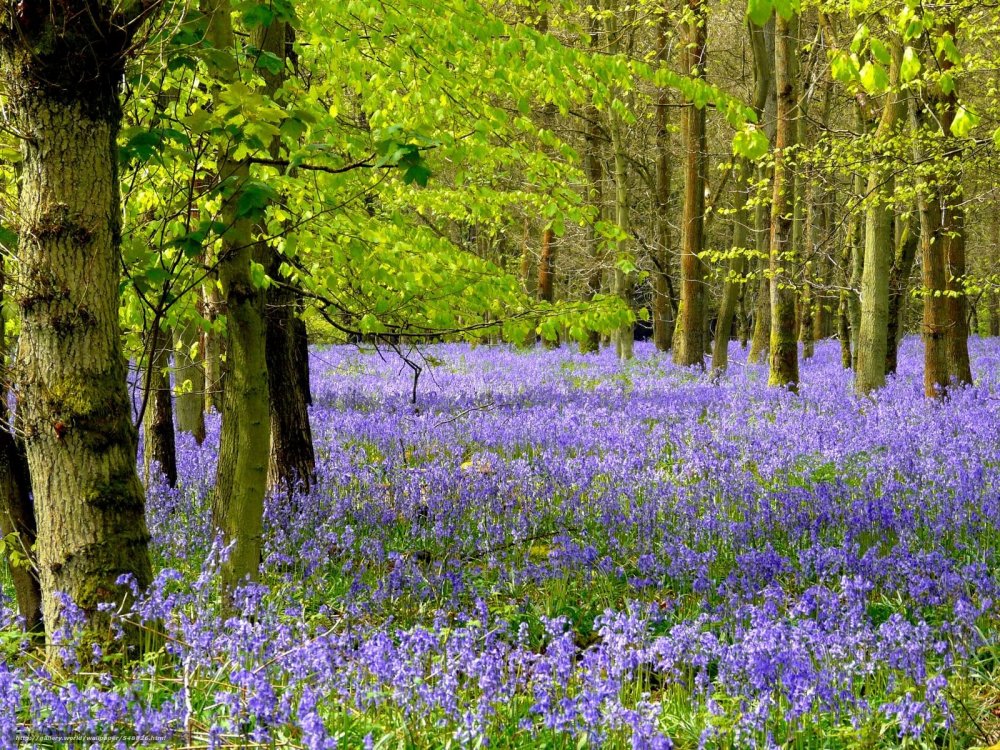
{"left": 673, "top": 0, "right": 708, "bottom": 368}
{"left": 142, "top": 329, "right": 178, "bottom": 487}
{"left": 886, "top": 210, "right": 918, "bottom": 375}
{"left": 2, "top": 20, "right": 153, "bottom": 651}
{"left": 847, "top": 169, "right": 865, "bottom": 370}
{"left": 768, "top": 13, "right": 800, "bottom": 389}
{"left": 202, "top": 283, "right": 226, "bottom": 412}
{"left": 714, "top": 21, "right": 771, "bottom": 373}
{"left": 652, "top": 3, "right": 673, "bottom": 353}
{"left": 581, "top": 94, "right": 605, "bottom": 355}
{"left": 911, "top": 99, "right": 949, "bottom": 397}
{"left": 988, "top": 291, "right": 999, "bottom": 337}
{"left": 266, "top": 289, "right": 315, "bottom": 494}
{"left": 204, "top": 0, "right": 272, "bottom": 594}
{"left": 856, "top": 43, "right": 904, "bottom": 394}
{"left": 173, "top": 321, "right": 206, "bottom": 444}
{"left": 611, "top": 133, "right": 634, "bottom": 360}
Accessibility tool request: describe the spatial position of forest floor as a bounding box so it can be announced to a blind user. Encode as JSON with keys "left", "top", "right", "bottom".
{"left": 4, "top": 338, "right": 1000, "bottom": 749}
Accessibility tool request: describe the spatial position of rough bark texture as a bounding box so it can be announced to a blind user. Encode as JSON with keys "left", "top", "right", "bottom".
{"left": 1, "top": 11, "right": 154, "bottom": 650}
{"left": 173, "top": 321, "right": 206, "bottom": 444}
{"left": 673, "top": 0, "right": 708, "bottom": 368}
{"left": 142, "top": 330, "right": 177, "bottom": 487}
{"left": 768, "top": 14, "right": 799, "bottom": 390}
{"left": 204, "top": 0, "right": 272, "bottom": 594}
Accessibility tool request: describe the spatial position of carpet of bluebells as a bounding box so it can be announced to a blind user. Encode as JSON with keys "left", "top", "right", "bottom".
{"left": 3, "top": 338, "right": 1000, "bottom": 749}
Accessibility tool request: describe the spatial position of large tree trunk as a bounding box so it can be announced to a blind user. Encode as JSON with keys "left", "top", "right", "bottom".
{"left": 768, "top": 13, "right": 800, "bottom": 389}
{"left": 204, "top": 0, "right": 272, "bottom": 594}
{"left": 673, "top": 0, "right": 708, "bottom": 368}
{"left": 174, "top": 321, "right": 206, "bottom": 444}
{"left": 847, "top": 170, "right": 865, "bottom": 370}
{"left": 142, "top": 329, "right": 178, "bottom": 487}
{"left": 2, "top": 15, "right": 153, "bottom": 650}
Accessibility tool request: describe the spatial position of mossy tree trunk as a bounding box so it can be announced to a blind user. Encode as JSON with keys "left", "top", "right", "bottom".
{"left": 1, "top": 5, "right": 154, "bottom": 652}
{"left": 581, "top": 95, "right": 605, "bottom": 355}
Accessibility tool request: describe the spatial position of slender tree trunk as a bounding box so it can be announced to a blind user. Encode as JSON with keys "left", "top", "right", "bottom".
{"left": 912, "top": 99, "right": 949, "bottom": 397}
{"left": 611, "top": 141, "right": 634, "bottom": 361}
{"left": 581, "top": 96, "right": 605, "bottom": 355}
{"left": 714, "top": 21, "right": 771, "bottom": 372}
{"left": 250, "top": 12, "right": 316, "bottom": 494}
{"left": 988, "top": 290, "right": 999, "bottom": 337}
{"left": 202, "top": 284, "right": 225, "bottom": 412}
{"left": 204, "top": 0, "right": 272, "bottom": 594}
{"left": 749, "top": 197, "right": 772, "bottom": 363}
{"left": 2, "top": 17, "right": 153, "bottom": 650}
{"left": 653, "top": 6, "right": 673, "bottom": 353}
{"left": 847, "top": 164, "right": 865, "bottom": 369}
{"left": 673, "top": 0, "right": 708, "bottom": 367}
{"left": 886, "top": 210, "right": 918, "bottom": 375}
{"left": 768, "top": 13, "right": 800, "bottom": 389}
{"left": 0, "top": 260, "right": 42, "bottom": 636}
{"left": 142, "top": 329, "right": 177, "bottom": 487}
{"left": 173, "top": 321, "right": 206, "bottom": 444}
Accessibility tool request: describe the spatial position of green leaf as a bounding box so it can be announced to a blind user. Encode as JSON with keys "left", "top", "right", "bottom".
{"left": 746, "top": 0, "right": 773, "bottom": 26}
{"left": 243, "top": 3, "right": 276, "bottom": 28}
{"left": 900, "top": 47, "right": 920, "bottom": 82}
{"left": 831, "top": 52, "right": 859, "bottom": 84}
{"left": 772, "top": 0, "right": 799, "bottom": 20}
{"left": 951, "top": 107, "right": 979, "bottom": 138}
{"left": 859, "top": 61, "right": 889, "bottom": 94}
{"left": 732, "top": 126, "right": 769, "bottom": 160}
{"left": 234, "top": 180, "right": 279, "bottom": 219}
{"left": 869, "top": 39, "right": 891, "bottom": 66}
{"left": 0, "top": 224, "right": 17, "bottom": 250}
{"left": 939, "top": 72, "right": 955, "bottom": 95}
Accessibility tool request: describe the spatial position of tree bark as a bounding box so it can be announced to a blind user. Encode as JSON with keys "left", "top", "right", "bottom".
{"left": 2, "top": 10, "right": 154, "bottom": 651}
{"left": 768, "top": 13, "right": 800, "bottom": 389}
{"left": 673, "top": 0, "right": 708, "bottom": 368}
{"left": 581, "top": 96, "right": 605, "bottom": 355}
